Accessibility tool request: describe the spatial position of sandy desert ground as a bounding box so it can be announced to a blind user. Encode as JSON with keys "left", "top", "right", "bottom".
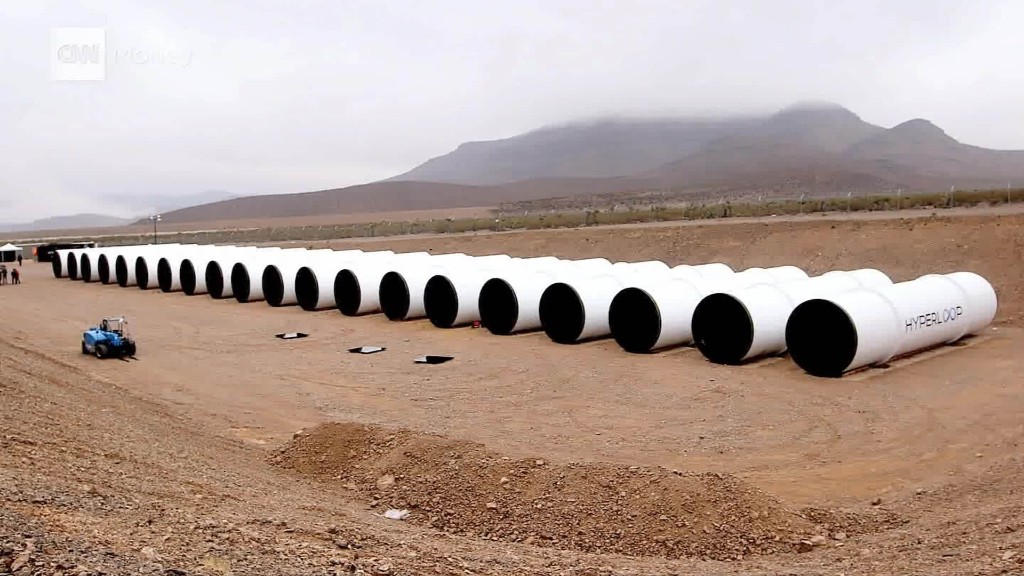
{"left": 2, "top": 210, "right": 1023, "bottom": 576}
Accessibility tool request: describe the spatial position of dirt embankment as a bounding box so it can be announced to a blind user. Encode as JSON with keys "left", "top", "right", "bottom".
{"left": 274, "top": 423, "right": 901, "bottom": 562}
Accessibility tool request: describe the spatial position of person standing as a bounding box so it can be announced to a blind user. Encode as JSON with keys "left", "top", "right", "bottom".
{"left": 11, "top": 268, "right": 19, "bottom": 285}
{"left": 1, "top": 267, "right": 7, "bottom": 285}
{"left": 17, "top": 254, "right": 22, "bottom": 266}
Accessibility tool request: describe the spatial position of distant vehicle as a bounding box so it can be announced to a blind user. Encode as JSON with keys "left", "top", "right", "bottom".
{"left": 82, "top": 317, "right": 138, "bottom": 359}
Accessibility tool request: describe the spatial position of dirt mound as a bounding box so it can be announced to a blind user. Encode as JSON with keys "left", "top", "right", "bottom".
{"left": 272, "top": 422, "right": 820, "bottom": 561}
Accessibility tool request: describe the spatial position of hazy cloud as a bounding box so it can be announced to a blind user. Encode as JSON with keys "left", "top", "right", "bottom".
{"left": 1, "top": 0, "right": 1022, "bottom": 220}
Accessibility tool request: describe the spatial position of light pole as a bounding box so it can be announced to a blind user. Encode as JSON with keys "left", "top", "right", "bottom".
{"left": 149, "top": 214, "right": 161, "bottom": 244}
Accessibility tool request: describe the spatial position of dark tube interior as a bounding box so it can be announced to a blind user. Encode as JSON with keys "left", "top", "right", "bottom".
{"left": 424, "top": 276, "right": 459, "bottom": 328}
{"left": 206, "top": 262, "right": 226, "bottom": 298}
{"left": 231, "top": 263, "right": 251, "bottom": 303}
{"left": 80, "top": 255, "right": 94, "bottom": 282}
{"left": 157, "top": 258, "right": 175, "bottom": 292}
{"left": 51, "top": 256, "right": 62, "bottom": 278}
{"left": 115, "top": 255, "right": 129, "bottom": 286}
{"left": 379, "top": 272, "right": 410, "bottom": 321}
{"left": 335, "top": 269, "right": 362, "bottom": 316}
{"left": 67, "top": 253, "right": 79, "bottom": 280}
{"left": 609, "top": 287, "right": 662, "bottom": 353}
{"left": 479, "top": 278, "right": 519, "bottom": 335}
{"left": 539, "top": 283, "right": 585, "bottom": 344}
{"left": 180, "top": 260, "right": 198, "bottom": 295}
{"left": 295, "top": 267, "right": 320, "bottom": 311}
{"left": 98, "top": 255, "right": 112, "bottom": 284}
{"left": 263, "top": 265, "right": 286, "bottom": 307}
{"left": 135, "top": 257, "right": 150, "bottom": 290}
{"left": 692, "top": 293, "right": 756, "bottom": 365}
{"left": 785, "top": 299, "right": 859, "bottom": 378}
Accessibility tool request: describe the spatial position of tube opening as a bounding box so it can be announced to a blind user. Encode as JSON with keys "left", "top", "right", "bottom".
{"left": 424, "top": 276, "right": 458, "bottom": 328}
{"left": 295, "top": 267, "right": 320, "bottom": 311}
{"left": 157, "top": 258, "right": 174, "bottom": 292}
{"left": 231, "top": 263, "right": 251, "bottom": 303}
{"left": 67, "top": 254, "right": 79, "bottom": 280}
{"left": 335, "top": 269, "right": 362, "bottom": 316}
{"left": 135, "top": 258, "right": 150, "bottom": 289}
{"left": 98, "top": 255, "right": 111, "bottom": 284}
{"left": 180, "top": 260, "right": 197, "bottom": 295}
{"left": 609, "top": 288, "right": 662, "bottom": 353}
{"left": 51, "top": 257, "right": 62, "bottom": 278}
{"left": 115, "top": 256, "right": 128, "bottom": 287}
{"left": 540, "top": 283, "right": 585, "bottom": 344}
{"left": 692, "top": 293, "right": 755, "bottom": 365}
{"left": 206, "top": 262, "right": 226, "bottom": 298}
{"left": 785, "top": 299, "right": 858, "bottom": 378}
{"left": 263, "top": 266, "right": 286, "bottom": 307}
{"left": 379, "top": 272, "right": 410, "bottom": 320}
{"left": 80, "top": 255, "right": 93, "bottom": 282}
{"left": 479, "top": 279, "right": 518, "bottom": 335}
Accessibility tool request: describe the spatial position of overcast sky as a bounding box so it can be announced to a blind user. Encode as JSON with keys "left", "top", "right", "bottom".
{"left": 1, "top": 0, "right": 1022, "bottom": 221}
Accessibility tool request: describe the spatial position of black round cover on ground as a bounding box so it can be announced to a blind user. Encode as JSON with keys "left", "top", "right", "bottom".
{"left": 479, "top": 278, "right": 519, "bottom": 335}
{"left": 379, "top": 272, "right": 411, "bottom": 320}
{"left": 609, "top": 287, "right": 662, "bottom": 353}
{"left": 424, "top": 276, "right": 459, "bottom": 328}
{"left": 334, "top": 269, "right": 362, "bottom": 315}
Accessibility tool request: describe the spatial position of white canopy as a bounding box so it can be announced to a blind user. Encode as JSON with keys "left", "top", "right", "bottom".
{"left": 0, "top": 243, "right": 23, "bottom": 262}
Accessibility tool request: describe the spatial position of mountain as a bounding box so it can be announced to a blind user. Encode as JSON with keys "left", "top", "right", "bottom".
{"left": 387, "top": 116, "right": 761, "bottom": 185}
{"left": 0, "top": 213, "right": 133, "bottom": 233}
{"left": 148, "top": 103, "right": 1024, "bottom": 224}
{"left": 103, "top": 190, "right": 239, "bottom": 216}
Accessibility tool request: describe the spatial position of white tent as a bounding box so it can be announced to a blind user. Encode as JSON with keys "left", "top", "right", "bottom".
{"left": 0, "top": 243, "right": 23, "bottom": 263}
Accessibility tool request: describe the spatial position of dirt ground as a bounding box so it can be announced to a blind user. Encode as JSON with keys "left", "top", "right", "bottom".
{"left": 2, "top": 211, "right": 1023, "bottom": 575}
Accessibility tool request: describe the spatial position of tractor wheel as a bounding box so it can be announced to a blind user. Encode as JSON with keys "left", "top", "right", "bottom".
{"left": 81, "top": 341, "right": 88, "bottom": 355}
{"left": 124, "top": 342, "right": 137, "bottom": 357}
{"left": 95, "top": 343, "right": 108, "bottom": 359}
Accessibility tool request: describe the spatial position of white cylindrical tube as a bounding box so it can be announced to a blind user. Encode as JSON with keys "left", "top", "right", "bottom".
{"left": 206, "top": 247, "right": 280, "bottom": 299}
{"left": 52, "top": 249, "right": 71, "bottom": 278}
{"left": 262, "top": 249, "right": 354, "bottom": 307}
{"left": 334, "top": 252, "right": 432, "bottom": 315}
{"left": 115, "top": 244, "right": 182, "bottom": 287}
{"left": 136, "top": 244, "right": 196, "bottom": 290}
{"left": 785, "top": 272, "right": 998, "bottom": 377}
{"left": 608, "top": 266, "right": 809, "bottom": 353}
{"left": 293, "top": 250, "right": 393, "bottom": 311}
{"left": 378, "top": 254, "right": 491, "bottom": 320}
{"left": 692, "top": 269, "right": 893, "bottom": 364}
{"left": 97, "top": 246, "right": 139, "bottom": 285}
{"left": 231, "top": 248, "right": 312, "bottom": 303}
{"left": 479, "top": 258, "right": 612, "bottom": 335}
{"left": 540, "top": 260, "right": 672, "bottom": 343}
{"left": 182, "top": 246, "right": 256, "bottom": 295}
{"left": 159, "top": 245, "right": 229, "bottom": 293}
{"left": 423, "top": 255, "right": 520, "bottom": 328}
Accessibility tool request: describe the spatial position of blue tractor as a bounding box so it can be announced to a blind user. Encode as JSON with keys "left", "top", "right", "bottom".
{"left": 82, "top": 317, "right": 137, "bottom": 359}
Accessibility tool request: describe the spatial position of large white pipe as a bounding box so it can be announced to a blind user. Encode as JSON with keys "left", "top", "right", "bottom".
{"left": 424, "top": 256, "right": 563, "bottom": 328}
{"left": 52, "top": 249, "right": 69, "bottom": 278}
{"left": 262, "top": 249, "right": 339, "bottom": 307}
{"left": 159, "top": 245, "right": 229, "bottom": 293}
{"left": 540, "top": 261, "right": 673, "bottom": 344}
{"left": 136, "top": 244, "right": 197, "bottom": 290}
{"left": 292, "top": 250, "right": 392, "bottom": 311}
{"left": 206, "top": 247, "right": 275, "bottom": 299}
{"left": 479, "top": 258, "right": 613, "bottom": 335}
{"left": 379, "top": 254, "right": 499, "bottom": 321}
{"left": 116, "top": 244, "right": 182, "bottom": 287}
{"left": 785, "top": 272, "right": 997, "bottom": 377}
{"left": 97, "top": 246, "right": 139, "bottom": 285}
{"left": 692, "top": 269, "right": 893, "bottom": 364}
{"left": 334, "top": 252, "right": 432, "bottom": 315}
{"left": 423, "top": 255, "right": 551, "bottom": 328}
{"left": 69, "top": 247, "right": 102, "bottom": 281}
{"left": 183, "top": 246, "right": 257, "bottom": 295}
{"left": 608, "top": 266, "right": 809, "bottom": 353}
{"left": 231, "top": 248, "right": 314, "bottom": 303}
{"left": 78, "top": 247, "right": 106, "bottom": 283}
